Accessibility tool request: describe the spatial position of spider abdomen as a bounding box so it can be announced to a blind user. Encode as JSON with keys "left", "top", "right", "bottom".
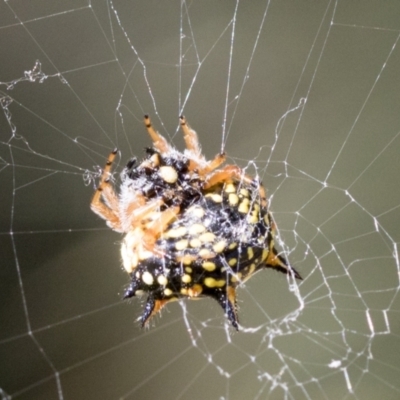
{"left": 123, "top": 179, "right": 277, "bottom": 329}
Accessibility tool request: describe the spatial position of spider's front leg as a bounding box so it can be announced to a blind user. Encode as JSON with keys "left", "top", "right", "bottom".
{"left": 91, "top": 148, "right": 123, "bottom": 231}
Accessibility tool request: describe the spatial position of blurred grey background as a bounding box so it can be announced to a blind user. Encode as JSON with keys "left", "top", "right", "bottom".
{"left": 1, "top": 1, "right": 400, "bottom": 399}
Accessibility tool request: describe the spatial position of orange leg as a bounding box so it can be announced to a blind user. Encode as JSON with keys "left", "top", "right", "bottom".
{"left": 180, "top": 115, "right": 226, "bottom": 175}
{"left": 144, "top": 115, "right": 171, "bottom": 154}
{"left": 145, "top": 206, "right": 179, "bottom": 236}
{"left": 91, "top": 149, "right": 122, "bottom": 231}
{"left": 141, "top": 206, "right": 180, "bottom": 257}
{"left": 198, "top": 153, "right": 226, "bottom": 176}
{"left": 179, "top": 115, "right": 202, "bottom": 157}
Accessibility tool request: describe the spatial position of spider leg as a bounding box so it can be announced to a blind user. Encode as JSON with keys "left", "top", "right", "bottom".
{"left": 211, "top": 286, "right": 239, "bottom": 330}
{"left": 91, "top": 149, "right": 122, "bottom": 231}
{"left": 144, "top": 115, "right": 171, "bottom": 154}
{"left": 145, "top": 206, "right": 179, "bottom": 237}
{"left": 141, "top": 206, "right": 180, "bottom": 258}
{"left": 198, "top": 153, "right": 226, "bottom": 177}
{"left": 180, "top": 116, "right": 226, "bottom": 175}
{"left": 101, "top": 182, "right": 120, "bottom": 211}
{"left": 125, "top": 197, "right": 161, "bottom": 230}
{"left": 179, "top": 115, "right": 202, "bottom": 157}
{"left": 121, "top": 205, "right": 180, "bottom": 273}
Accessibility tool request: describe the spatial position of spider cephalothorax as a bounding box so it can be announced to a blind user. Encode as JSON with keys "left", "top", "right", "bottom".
{"left": 91, "top": 116, "right": 301, "bottom": 330}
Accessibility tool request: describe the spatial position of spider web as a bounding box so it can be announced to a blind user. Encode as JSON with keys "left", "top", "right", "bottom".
{"left": 1, "top": 1, "right": 400, "bottom": 399}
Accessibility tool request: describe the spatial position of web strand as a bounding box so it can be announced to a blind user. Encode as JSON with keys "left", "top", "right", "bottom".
{"left": 1, "top": 2, "right": 400, "bottom": 400}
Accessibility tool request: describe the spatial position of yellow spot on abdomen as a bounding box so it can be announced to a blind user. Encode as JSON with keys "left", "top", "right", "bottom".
{"left": 206, "top": 193, "right": 222, "bottom": 203}
{"left": 164, "top": 288, "right": 173, "bottom": 296}
{"left": 247, "top": 247, "right": 254, "bottom": 260}
{"left": 165, "top": 226, "right": 187, "bottom": 239}
{"left": 238, "top": 198, "right": 250, "bottom": 214}
{"left": 224, "top": 183, "right": 236, "bottom": 193}
{"left": 188, "top": 224, "right": 206, "bottom": 235}
{"left": 204, "top": 277, "right": 226, "bottom": 288}
{"left": 199, "top": 232, "right": 216, "bottom": 243}
{"left": 261, "top": 248, "right": 269, "bottom": 262}
{"left": 213, "top": 240, "right": 227, "bottom": 253}
{"left": 239, "top": 188, "right": 250, "bottom": 197}
{"left": 189, "top": 238, "right": 202, "bottom": 248}
{"left": 157, "top": 275, "right": 168, "bottom": 285}
{"left": 202, "top": 261, "right": 216, "bottom": 272}
{"left": 175, "top": 239, "right": 189, "bottom": 251}
{"left": 142, "top": 271, "right": 154, "bottom": 286}
{"left": 248, "top": 213, "right": 259, "bottom": 224}
{"left": 187, "top": 206, "right": 205, "bottom": 219}
{"left": 228, "top": 193, "right": 239, "bottom": 206}
{"left": 228, "top": 258, "right": 237, "bottom": 267}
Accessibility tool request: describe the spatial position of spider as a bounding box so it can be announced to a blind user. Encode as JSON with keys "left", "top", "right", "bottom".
{"left": 91, "top": 116, "right": 302, "bottom": 330}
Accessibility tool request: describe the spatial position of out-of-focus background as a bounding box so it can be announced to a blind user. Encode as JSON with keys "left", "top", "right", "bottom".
{"left": 1, "top": 1, "right": 400, "bottom": 399}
